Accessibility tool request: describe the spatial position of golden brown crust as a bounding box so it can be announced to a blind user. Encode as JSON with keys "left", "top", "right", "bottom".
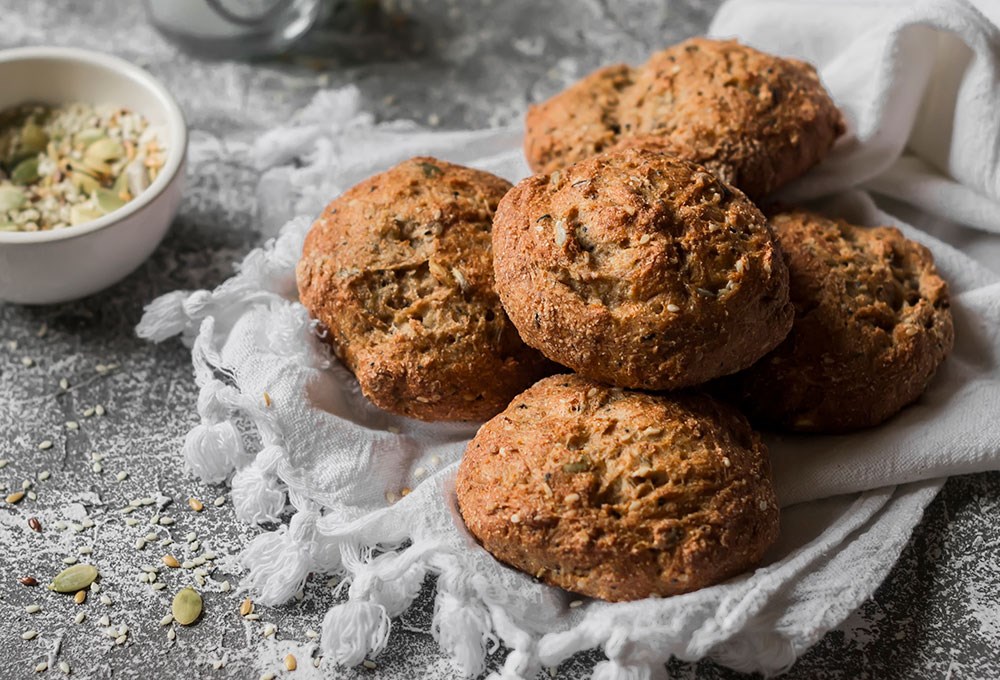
{"left": 724, "top": 209, "right": 955, "bottom": 432}
{"left": 525, "top": 37, "right": 845, "bottom": 199}
{"left": 492, "top": 146, "right": 794, "bottom": 390}
{"left": 456, "top": 374, "right": 780, "bottom": 602}
{"left": 296, "top": 157, "right": 552, "bottom": 422}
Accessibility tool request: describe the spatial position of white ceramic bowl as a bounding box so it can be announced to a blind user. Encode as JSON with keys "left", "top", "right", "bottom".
{"left": 0, "top": 47, "right": 187, "bottom": 305}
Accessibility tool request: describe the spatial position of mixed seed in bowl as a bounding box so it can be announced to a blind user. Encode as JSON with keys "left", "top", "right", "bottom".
{"left": 0, "top": 102, "right": 165, "bottom": 232}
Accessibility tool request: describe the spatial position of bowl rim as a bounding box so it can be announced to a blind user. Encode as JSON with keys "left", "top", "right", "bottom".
{"left": 0, "top": 46, "right": 187, "bottom": 245}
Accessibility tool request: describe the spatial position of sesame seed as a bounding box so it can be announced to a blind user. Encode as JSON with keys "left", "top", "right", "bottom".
{"left": 188, "top": 498, "right": 204, "bottom": 512}
{"left": 94, "top": 405, "right": 105, "bottom": 416}
{"left": 91, "top": 462, "right": 103, "bottom": 474}
{"left": 152, "top": 582, "right": 167, "bottom": 590}
{"left": 263, "top": 623, "right": 276, "bottom": 638}
{"left": 0, "top": 459, "right": 7, "bottom": 469}
{"left": 262, "top": 674, "right": 276, "bottom": 680}
{"left": 90, "top": 582, "right": 100, "bottom": 593}
{"left": 37, "top": 470, "right": 50, "bottom": 481}
{"left": 27, "top": 491, "right": 37, "bottom": 501}
{"left": 59, "top": 378, "right": 69, "bottom": 390}
{"left": 98, "top": 615, "right": 110, "bottom": 627}
{"left": 182, "top": 560, "right": 196, "bottom": 569}
{"left": 34, "top": 661, "right": 47, "bottom": 673}
{"left": 363, "top": 660, "right": 377, "bottom": 669}
{"left": 220, "top": 580, "right": 231, "bottom": 592}
{"left": 166, "top": 628, "right": 176, "bottom": 641}
{"left": 83, "top": 407, "right": 95, "bottom": 418}
{"left": 22, "top": 479, "right": 31, "bottom": 490}
{"left": 759, "top": 500, "right": 769, "bottom": 511}
{"left": 116, "top": 471, "right": 128, "bottom": 482}
{"left": 66, "top": 421, "right": 79, "bottom": 430}
{"left": 305, "top": 629, "right": 319, "bottom": 639}
{"left": 160, "top": 614, "right": 173, "bottom": 626}
{"left": 213, "top": 496, "right": 226, "bottom": 507}
{"left": 62, "top": 556, "right": 78, "bottom": 565}
{"left": 74, "top": 612, "right": 86, "bottom": 624}
{"left": 212, "top": 660, "right": 224, "bottom": 670}
{"left": 134, "top": 538, "right": 146, "bottom": 550}
{"left": 158, "top": 516, "right": 175, "bottom": 525}
{"left": 201, "top": 550, "right": 216, "bottom": 560}
{"left": 6, "top": 491, "right": 25, "bottom": 504}
{"left": 569, "top": 600, "right": 583, "bottom": 608}
{"left": 25, "top": 604, "right": 41, "bottom": 613}
{"left": 245, "top": 613, "right": 261, "bottom": 621}
{"left": 100, "top": 594, "right": 112, "bottom": 606}
{"left": 22, "top": 629, "right": 38, "bottom": 640}
{"left": 510, "top": 514, "right": 521, "bottom": 524}
{"left": 78, "top": 546, "right": 93, "bottom": 555}
{"left": 115, "top": 634, "right": 127, "bottom": 645}
{"left": 74, "top": 590, "right": 87, "bottom": 604}
{"left": 666, "top": 304, "right": 681, "bottom": 313}
{"left": 564, "top": 493, "right": 580, "bottom": 504}
{"left": 59, "top": 661, "right": 70, "bottom": 675}
{"left": 21, "top": 357, "right": 34, "bottom": 367}
{"left": 38, "top": 440, "right": 52, "bottom": 451}
{"left": 162, "top": 555, "right": 179, "bottom": 568}
{"left": 722, "top": 457, "right": 731, "bottom": 467}
{"left": 414, "top": 467, "right": 426, "bottom": 479}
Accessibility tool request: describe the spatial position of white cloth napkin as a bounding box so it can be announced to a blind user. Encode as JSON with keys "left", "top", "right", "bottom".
{"left": 137, "top": 1, "right": 1000, "bottom": 677}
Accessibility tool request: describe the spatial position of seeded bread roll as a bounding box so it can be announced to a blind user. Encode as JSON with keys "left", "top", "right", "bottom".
{"left": 456, "top": 374, "right": 780, "bottom": 602}
{"left": 724, "top": 208, "right": 954, "bottom": 432}
{"left": 296, "top": 157, "right": 552, "bottom": 422}
{"left": 525, "top": 37, "right": 845, "bottom": 199}
{"left": 492, "top": 146, "right": 794, "bottom": 390}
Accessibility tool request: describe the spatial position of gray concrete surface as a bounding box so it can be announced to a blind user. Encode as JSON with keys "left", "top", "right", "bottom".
{"left": 1, "top": 1, "right": 998, "bottom": 678}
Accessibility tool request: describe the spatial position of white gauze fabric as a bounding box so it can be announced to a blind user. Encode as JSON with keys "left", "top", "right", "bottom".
{"left": 137, "top": 2, "right": 1000, "bottom": 677}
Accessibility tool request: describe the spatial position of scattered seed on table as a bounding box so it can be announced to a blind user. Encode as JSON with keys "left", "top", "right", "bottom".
{"left": 22, "top": 479, "right": 31, "bottom": 490}
{"left": 98, "top": 614, "right": 110, "bottom": 627}
{"left": 91, "top": 462, "right": 103, "bottom": 474}
{"left": 162, "top": 555, "right": 179, "bottom": 568}
{"left": 78, "top": 546, "right": 92, "bottom": 555}
{"left": 21, "top": 629, "right": 38, "bottom": 640}
{"left": 34, "top": 661, "right": 47, "bottom": 672}
{"left": 21, "top": 357, "right": 33, "bottom": 367}
{"left": 261, "top": 674, "right": 276, "bottom": 680}
{"left": 62, "top": 556, "right": 78, "bottom": 565}
{"left": 284, "top": 654, "right": 297, "bottom": 671}
{"left": 20, "top": 576, "right": 39, "bottom": 586}
{"left": 90, "top": 581, "right": 100, "bottom": 593}
{"left": 213, "top": 496, "right": 226, "bottom": 507}
{"left": 83, "top": 407, "right": 95, "bottom": 418}
{"left": 305, "top": 629, "right": 319, "bottom": 639}
{"left": 37, "top": 440, "right": 52, "bottom": 450}
{"left": 74, "top": 612, "right": 86, "bottom": 624}
{"left": 363, "top": 660, "right": 377, "bottom": 670}
{"left": 125, "top": 518, "right": 138, "bottom": 527}
{"left": 263, "top": 391, "right": 272, "bottom": 407}
{"left": 262, "top": 623, "right": 276, "bottom": 638}
{"left": 188, "top": 498, "right": 204, "bottom": 512}
{"left": 59, "top": 378, "right": 69, "bottom": 390}
{"left": 239, "top": 598, "right": 253, "bottom": 617}
{"left": 166, "top": 628, "right": 176, "bottom": 641}
{"left": 65, "top": 421, "right": 78, "bottom": 431}
{"left": 0, "top": 459, "right": 7, "bottom": 468}
{"left": 152, "top": 582, "right": 167, "bottom": 591}
{"left": 182, "top": 560, "right": 195, "bottom": 569}
{"left": 158, "top": 516, "right": 174, "bottom": 525}
{"left": 28, "top": 517, "right": 42, "bottom": 532}
{"left": 58, "top": 661, "right": 70, "bottom": 675}
{"left": 25, "top": 604, "right": 40, "bottom": 614}
{"left": 100, "top": 594, "right": 112, "bottom": 606}
{"left": 220, "top": 580, "right": 231, "bottom": 592}
{"left": 115, "top": 634, "right": 127, "bottom": 645}
{"left": 74, "top": 590, "right": 86, "bottom": 604}
{"left": 134, "top": 538, "right": 146, "bottom": 550}
{"left": 159, "top": 614, "right": 173, "bottom": 626}
{"left": 145, "top": 532, "right": 158, "bottom": 542}
{"left": 37, "top": 470, "right": 50, "bottom": 481}
{"left": 94, "top": 405, "right": 105, "bottom": 416}
{"left": 6, "top": 491, "right": 25, "bottom": 504}
{"left": 212, "top": 660, "right": 224, "bottom": 670}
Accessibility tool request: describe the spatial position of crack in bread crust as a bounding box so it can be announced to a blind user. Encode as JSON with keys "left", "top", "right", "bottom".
{"left": 525, "top": 38, "right": 845, "bottom": 199}
{"left": 456, "top": 374, "right": 780, "bottom": 602}
{"left": 296, "top": 157, "right": 552, "bottom": 422}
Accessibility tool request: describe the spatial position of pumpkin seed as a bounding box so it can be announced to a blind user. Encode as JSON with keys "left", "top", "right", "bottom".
{"left": 95, "top": 188, "right": 125, "bottom": 213}
{"left": 50, "top": 563, "right": 99, "bottom": 593}
{"left": 171, "top": 587, "right": 202, "bottom": 625}
{"left": 70, "top": 171, "right": 100, "bottom": 195}
{"left": 11, "top": 157, "right": 39, "bottom": 185}
{"left": 84, "top": 137, "right": 124, "bottom": 165}
{"left": 20, "top": 122, "right": 48, "bottom": 153}
{"left": 69, "top": 205, "right": 103, "bottom": 226}
{"left": 74, "top": 128, "right": 105, "bottom": 148}
{"left": 0, "top": 185, "right": 25, "bottom": 212}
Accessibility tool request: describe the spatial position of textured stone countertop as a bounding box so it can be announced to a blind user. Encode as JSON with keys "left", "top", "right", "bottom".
{"left": 1, "top": 1, "right": 998, "bottom": 678}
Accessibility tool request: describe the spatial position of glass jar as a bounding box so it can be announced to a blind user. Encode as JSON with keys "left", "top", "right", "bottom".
{"left": 144, "top": 0, "right": 331, "bottom": 59}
